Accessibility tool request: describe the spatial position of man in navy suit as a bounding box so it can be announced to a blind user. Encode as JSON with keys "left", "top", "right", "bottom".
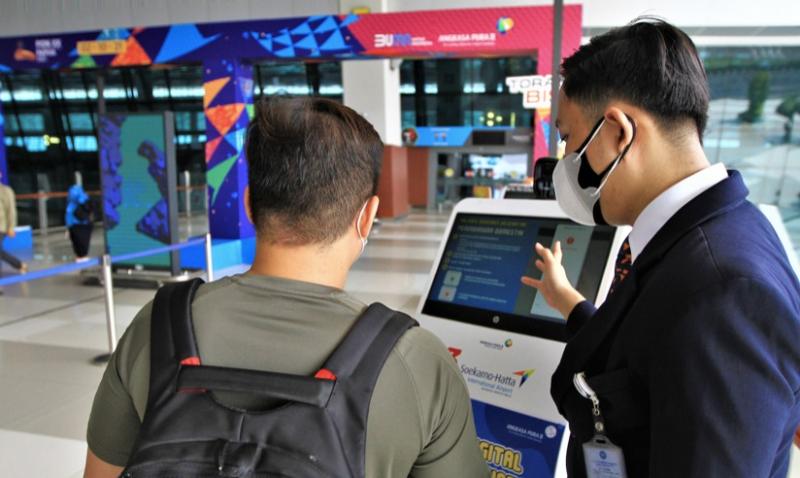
{"left": 524, "top": 18, "right": 800, "bottom": 477}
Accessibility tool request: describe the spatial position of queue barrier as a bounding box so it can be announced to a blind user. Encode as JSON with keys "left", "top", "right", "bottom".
{"left": 14, "top": 180, "right": 207, "bottom": 235}
{"left": 0, "top": 233, "right": 214, "bottom": 363}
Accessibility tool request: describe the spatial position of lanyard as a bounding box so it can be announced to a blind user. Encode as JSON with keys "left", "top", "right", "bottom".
{"left": 573, "top": 372, "right": 606, "bottom": 435}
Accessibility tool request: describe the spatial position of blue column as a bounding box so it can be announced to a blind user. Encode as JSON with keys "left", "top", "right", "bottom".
{"left": 202, "top": 59, "right": 255, "bottom": 240}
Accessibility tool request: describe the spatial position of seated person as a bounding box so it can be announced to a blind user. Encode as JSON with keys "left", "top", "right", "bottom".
{"left": 84, "top": 96, "right": 489, "bottom": 478}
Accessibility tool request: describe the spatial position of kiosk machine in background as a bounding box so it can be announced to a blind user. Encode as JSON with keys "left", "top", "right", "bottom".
{"left": 416, "top": 198, "right": 629, "bottom": 478}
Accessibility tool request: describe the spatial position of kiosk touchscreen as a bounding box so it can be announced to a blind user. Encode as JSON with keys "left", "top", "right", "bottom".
{"left": 416, "top": 198, "right": 628, "bottom": 478}
{"left": 421, "top": 199, "right": 624, "bottom": 341}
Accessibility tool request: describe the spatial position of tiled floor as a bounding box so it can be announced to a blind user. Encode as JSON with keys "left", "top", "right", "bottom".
{"left": 1, "top": 210, "right": 799, "bottom": 477}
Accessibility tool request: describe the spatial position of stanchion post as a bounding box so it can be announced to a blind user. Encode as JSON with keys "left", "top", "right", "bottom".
{"left": 93, "top": 254, "right": 117, "bottom": 364}
{"left": 183, "top": 170, "right": 192, "bottom": 218}
{"left": 37, "top": 192, "right": 48, "bottom": 236}
{"left": 204, "top": 232, "right": 214, "bottom": 282}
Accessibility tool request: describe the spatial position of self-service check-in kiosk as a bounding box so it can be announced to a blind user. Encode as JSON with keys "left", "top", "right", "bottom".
{"left": 416, "top": 198, "right": 629, "bottom": 478}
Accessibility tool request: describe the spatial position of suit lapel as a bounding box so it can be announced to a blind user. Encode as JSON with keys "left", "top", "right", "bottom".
{"left": 551, "top": 170, "right": 750, "bottom": 408}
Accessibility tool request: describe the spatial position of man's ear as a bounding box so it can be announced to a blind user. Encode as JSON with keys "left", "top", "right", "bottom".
{"left": 243, "top": 186, "right": 254, "bottom": 225}
{"left": 603, "top": 106, "right": 636, "bottom": 154}
{"left": 358, "top": 195, "right": 381, "bottom": 238}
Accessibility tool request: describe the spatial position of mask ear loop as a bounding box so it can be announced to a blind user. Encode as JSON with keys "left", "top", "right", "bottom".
{"left": 356, "top": 200, "right": 369, "bottom": 255}
{"left": 592, "top": 117, "right": 637, "bottom": 197}
{"left": 574, "top": 117, "right": 606, "bottom": 162}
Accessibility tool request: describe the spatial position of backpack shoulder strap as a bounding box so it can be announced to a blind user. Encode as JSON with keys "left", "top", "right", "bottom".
{"left": 147, "top": 278, "right": 204, "bottom": 409}
{"left": 319, "top": 304, "right": 418, "bottom": 478}
{"left": 319, "top": 303, "right": 418, "bottom": 381}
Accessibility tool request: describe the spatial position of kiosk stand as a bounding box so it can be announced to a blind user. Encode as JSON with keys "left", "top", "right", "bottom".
{"left": 416, "top": 198, "right": 628, "bottom": 477}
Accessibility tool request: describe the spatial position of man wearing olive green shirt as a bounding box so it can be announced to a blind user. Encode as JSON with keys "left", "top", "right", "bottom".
{"left": 0, "top": 170, "right": 27, "bottom": 279}
{"left": 84, "top": 97, "right": 489, "bottom": 478}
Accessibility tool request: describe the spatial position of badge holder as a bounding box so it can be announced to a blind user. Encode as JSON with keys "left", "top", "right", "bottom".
{"left": 573, "top": 372, "right": 628, "bottom": 478}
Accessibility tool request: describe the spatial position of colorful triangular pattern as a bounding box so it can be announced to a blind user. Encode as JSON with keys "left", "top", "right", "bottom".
{"left": 314, "top": 16, "right": 338, "bottom": 33}
{"left": 71, "top": 55, "right": 97, "bottom": 69}
{"left": 245, "top": 16, "right": 357, "bottom": 58}
{"left": 204, "top": 136, "right": 224, "bottom": 162}
{"left": 97, "top": 28, "right": 130, "bottom": 41}
{"left": 206, "top": 154, "right": 239, "bottom": 205}
{"left": 155, "top": 25, "right": 219, "bottom": 63}
{"left": 206, "top": 103, "right": 245, "bottom": 138}
{"left": 203, "top": 77, "right": 230, "bottom": 109}
{"left": 111, "top": 36, "right": 151, "bottom": 66}
{"left": 203, "top": 59, "right": 255, "bottom": 240}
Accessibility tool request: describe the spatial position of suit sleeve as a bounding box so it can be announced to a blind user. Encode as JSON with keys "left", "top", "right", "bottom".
{"left": 566, "top": 300, "right": 597, "bottom": 338}
{"left": 647, "top": 278, "right": 800, "bottom": 477}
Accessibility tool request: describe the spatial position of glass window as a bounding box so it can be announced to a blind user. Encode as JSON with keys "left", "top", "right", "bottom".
{"left": 699, "top": 45, "right": 800, "bottom": 252}
{"left": 399, "top": 56, "right": 537, "bottom": 128}
{"left": 18, "top": 113, "right": 44, "bottom": 132}
{"left": 256, "top": 62, "right": 310, "bottom": 96}
{"left": 3, "top": 114, "right": 18, "bottom": 133}
{"left": 67, "top": 113, "right": 94, "bottom": 132}
{"left": 318, "top": 62, "right": 343, "bottom": 99}
{"left": 175, "top": 111, "right": 193, "bottom": 132}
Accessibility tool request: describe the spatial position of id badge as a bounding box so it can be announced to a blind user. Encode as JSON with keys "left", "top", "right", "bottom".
{"left": 582, "top": 434, "right": 627, "bottom": 478}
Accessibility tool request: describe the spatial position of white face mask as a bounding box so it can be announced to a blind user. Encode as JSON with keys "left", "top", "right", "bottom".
{"left": 356, "top": 201, "right": 370, "bottom": 256}
{"left": 552, "top": 117, "right": 635, "bottom": 226}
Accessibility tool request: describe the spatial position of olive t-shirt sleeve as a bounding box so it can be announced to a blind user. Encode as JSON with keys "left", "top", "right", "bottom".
{"left": 86, "top": 302, "right": 152, "bottom": 467}
{"left": 392, "top": 328, "right": 489, "bottom": 478}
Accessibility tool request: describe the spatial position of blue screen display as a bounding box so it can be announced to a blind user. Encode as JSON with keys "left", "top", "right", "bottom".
{"left": 426, "top": 213, "right": 615, "bottom": 322}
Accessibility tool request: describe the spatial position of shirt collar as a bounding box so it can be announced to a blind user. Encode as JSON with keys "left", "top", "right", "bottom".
{"left": 629, "top": 163, "right": 729, "bottom": 262}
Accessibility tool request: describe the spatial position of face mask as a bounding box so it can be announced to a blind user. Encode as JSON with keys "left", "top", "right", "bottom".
{"left": 356, "top": 201, "right": 370, "bottom": 256}
{"left": 553, "top": 117, "right": 636, "bottom": 226}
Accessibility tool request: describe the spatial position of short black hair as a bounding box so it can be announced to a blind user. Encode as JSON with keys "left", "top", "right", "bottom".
{"left": 246, "top": 96, "right": 383, "bottom": 245}
{"left": 561, "top": 17, "right": 709, "bottom": 140}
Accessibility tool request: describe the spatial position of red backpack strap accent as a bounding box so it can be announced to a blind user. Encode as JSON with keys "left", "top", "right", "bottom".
{"left": 314, "top": 368, "right": 337, "bottom": 381}
{"left": 180, "top": 356, "right": 201, "bottom": 366}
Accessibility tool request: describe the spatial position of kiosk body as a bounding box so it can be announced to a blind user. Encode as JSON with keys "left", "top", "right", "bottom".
{"left": 416, "top": 198, "right": 628, "bottom": 478}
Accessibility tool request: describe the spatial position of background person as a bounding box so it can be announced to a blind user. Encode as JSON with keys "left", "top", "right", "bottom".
{"left": 0, "top": 170, "right": 27, "bottom": 276}
{"left": 65, "top": 183, "right": 93, "bottom": 262}
{"left": 523, "top": 18, "right": 800, "bottom": 477}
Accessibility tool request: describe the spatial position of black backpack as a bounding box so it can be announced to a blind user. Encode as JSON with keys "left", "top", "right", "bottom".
{"left": 74, "top": 199, "right": 93, "bottom": 222}
{"left": 120, "top": 279, "right": 417, "bottom": 478}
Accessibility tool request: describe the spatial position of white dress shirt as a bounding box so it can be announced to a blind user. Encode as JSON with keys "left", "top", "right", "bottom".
{"left": 629, "top": 163, "right": 729, "bottom": 262}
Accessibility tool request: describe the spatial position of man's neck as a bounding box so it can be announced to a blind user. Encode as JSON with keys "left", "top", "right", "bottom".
{"left": 627, "top": 140, "right": 711, "bottom": 224}
{"left": 247, "top": 241, "right": 352, "bottom": 290}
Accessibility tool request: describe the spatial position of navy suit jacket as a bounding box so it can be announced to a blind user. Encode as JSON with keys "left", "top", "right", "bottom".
{"left": 551, "top": 171, "right": 800, "bottom": 477}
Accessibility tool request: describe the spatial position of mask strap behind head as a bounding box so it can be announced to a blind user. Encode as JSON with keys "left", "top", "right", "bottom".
{"left": 593, "top": 115, "right": 637, "bottom": 195}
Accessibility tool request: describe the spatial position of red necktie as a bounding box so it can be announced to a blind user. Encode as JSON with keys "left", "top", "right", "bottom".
{"left": 608, "top": 237, "right": 632, "bottom": 296}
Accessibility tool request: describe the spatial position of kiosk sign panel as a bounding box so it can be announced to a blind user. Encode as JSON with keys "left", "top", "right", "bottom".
{"left": 474, "top": 400, "right": 565, "bottom": 477}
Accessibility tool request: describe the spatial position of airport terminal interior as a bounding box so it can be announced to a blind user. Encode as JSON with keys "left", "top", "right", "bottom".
{"left": 1, "top": 0, "right": 800, "bottom": 476}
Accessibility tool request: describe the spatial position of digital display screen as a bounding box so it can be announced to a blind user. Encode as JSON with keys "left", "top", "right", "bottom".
{"left": 99, "top": 113, "right": 176, "bottom": 269}
{"left": 422, "top": 213, "right": 615, "bottom": 340}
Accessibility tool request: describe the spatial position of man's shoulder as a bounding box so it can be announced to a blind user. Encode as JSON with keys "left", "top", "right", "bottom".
{"left": 653, "top": 200, "right": 796, "bottom": 294}
{"left": 385, "top": 324, "right": 463, "bottom": 391}
{"left": 394, "top": 325, "right": 457, "bottom": 366}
